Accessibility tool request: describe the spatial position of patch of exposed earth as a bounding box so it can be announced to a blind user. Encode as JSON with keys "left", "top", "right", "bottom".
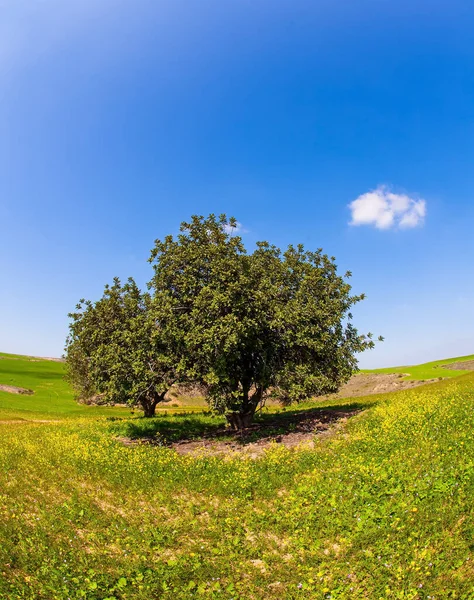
{"left": 441, "top": 360, "right": 474, "bottom": 371}
{"left": 0, "top": 384, "right": 34, "bottom": 395}
{"left": 119, "top": 407, "right": 362, "bottom": 458}
{"left": 174, "top": 408, "right": 360, "bottom": 457}
{"left": 119, "top": 373, "right": 443, "bottom": 457}
{"left": 323, "top": 372, "right": 441, "bottom": 399}
{"left": 108, "top": 371, "right": 448, "bottom": 457}
{"left": 166, "top": 375, "right": 441, "bottom": 457}
{"left": 159, "top": 373, "right": 440, "bottom": 409}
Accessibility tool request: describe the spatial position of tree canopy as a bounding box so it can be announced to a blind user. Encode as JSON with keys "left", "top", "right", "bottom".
{"left": 149, "top": 214, "right": 379, "bottom": 428}
{"left": 65, "top": 277, "right": 182, "bottom": 417}
{"left": 66, "top": 214, "right": 379, "bottom": 426}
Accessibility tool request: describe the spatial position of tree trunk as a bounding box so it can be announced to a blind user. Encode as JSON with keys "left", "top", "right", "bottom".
{"left": 141, "top": 391, "right": 165, "bottom": 418}
{"left": 142, "top": 401, "right": 157, "bottom": 418}
{"left": 226, "top": 385, "right": 264, "bottom": 430}
{"left": 226, "top": 411, "right": 255, "bottom": 430}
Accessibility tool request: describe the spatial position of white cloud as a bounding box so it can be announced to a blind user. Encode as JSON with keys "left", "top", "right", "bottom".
{"left": 349, "top": 186, "right": 426, "bottom": 230}
{"left": 224, "top": 221, "right": 245, "bottom": 235}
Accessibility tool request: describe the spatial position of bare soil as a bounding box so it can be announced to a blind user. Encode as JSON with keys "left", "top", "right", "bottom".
{"left": 442, "top": 360, "right": 474, "bottom": 371}
{"left": 165, "top": 374, "right": 440, "bottom": 457}
{"left": 0, "top": 384, "right": 34, "bottom": 395}
{"left": 321, "top": 372, "right": 440, "bottom": 399}
{"left": 117, "top": 373, "right": 442, "bottom": 457}
{"left": 171, "top": 406, "right": 361, "bottom": 457}
{"left": 159, "top": 373, "right": 440, "bottom": 409}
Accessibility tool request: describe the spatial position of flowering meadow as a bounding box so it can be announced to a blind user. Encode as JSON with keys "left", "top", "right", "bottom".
{"left": 1, "top": 357, "right": 474, "bottom": 598}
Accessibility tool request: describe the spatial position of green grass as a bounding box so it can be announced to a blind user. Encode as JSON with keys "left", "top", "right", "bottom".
{"left": 2, "top": 353, "right": 474, "bottom": 598}
{"left": 0, "top": 352, "right": 134, "bottom": 419}
{"left": 363, "top": 353, "right": 474, "bottom": 380}
{"left": 0, "top": 353, "right": 203, "bottom": 420}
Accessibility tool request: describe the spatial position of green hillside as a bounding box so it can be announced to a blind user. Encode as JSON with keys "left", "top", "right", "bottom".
{"left": 0, "top": 353, "right": 206, "bottom": 420}
{"left": 0, "top": 352, "right": 133, "bottom": 419}
{"left": 2, "top": 351, "right": 473, "bottom": 420}
{"left": 363, "top": 353, "right": 474, "bottom": 380}
{"left": 2, "top": 352, "right": 474, "bottom": 597}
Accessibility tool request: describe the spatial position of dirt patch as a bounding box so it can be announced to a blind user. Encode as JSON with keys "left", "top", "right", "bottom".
{"left": 441, "top": 360, "right": 474, "bottom": 371}
{"left": 163, "top": 373, "right": 439, "bottom": 409}
{"left": 0, "top": 384, "right": 34, "bottom": 395}
{"left": 323, "top": 373, "right": 440, "bottom": 399}
{"left": 167, "top": 407, "right": 360, "bottom": 457}
{"left": 165, "top": 373, "right": 437, "bottom": 456}
{"left": 116, "top": 374, "right": 441, "bottom": 457}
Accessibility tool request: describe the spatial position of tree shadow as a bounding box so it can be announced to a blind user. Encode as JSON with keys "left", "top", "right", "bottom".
{"left": 115, "top": 401, "right": 371, "bottom": 446}
{"left": 117, "top": 413, "right": 224, "bottom": 444}
{"left": 234, "top": 401, "right": 369, "bottom": 445}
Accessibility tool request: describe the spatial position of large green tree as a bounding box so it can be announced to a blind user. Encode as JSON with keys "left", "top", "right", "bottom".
{"left": 65, "top": 277, "right": 182, "bottom": 417}
{"left": 150, "top": 214, "right": 379, "bottom": 428}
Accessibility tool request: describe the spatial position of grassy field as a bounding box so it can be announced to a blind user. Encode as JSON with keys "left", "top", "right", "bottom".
{"left": 0, "top": 352, "right": 128, "bottom": 419}
{"left": 0, "top": 353, "right": 203, "bottom": 420}
{"left": 1, "top": 353, "right": 474, "bottom": 598}
{"left": 363, "top": 354, "right": 474, "bottom": 381}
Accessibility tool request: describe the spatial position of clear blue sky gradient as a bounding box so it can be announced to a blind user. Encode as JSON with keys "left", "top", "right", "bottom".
{"left": 1, "top": 0, "right": 474, "bottom": 367}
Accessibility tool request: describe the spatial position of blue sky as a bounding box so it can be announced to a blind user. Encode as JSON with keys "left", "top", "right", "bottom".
{"left": 1, "top": 0, "right": 474, "bottom": 367}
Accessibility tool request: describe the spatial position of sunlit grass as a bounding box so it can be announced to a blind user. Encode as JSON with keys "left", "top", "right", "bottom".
{"left": 1, "top": 353, "right": 474, "bottom": 598}
{"left": 0, "top": 353, "right": 203, "bottom": 420}
{"left": 363, "top": 353, "right": 474, "bottom": 380}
